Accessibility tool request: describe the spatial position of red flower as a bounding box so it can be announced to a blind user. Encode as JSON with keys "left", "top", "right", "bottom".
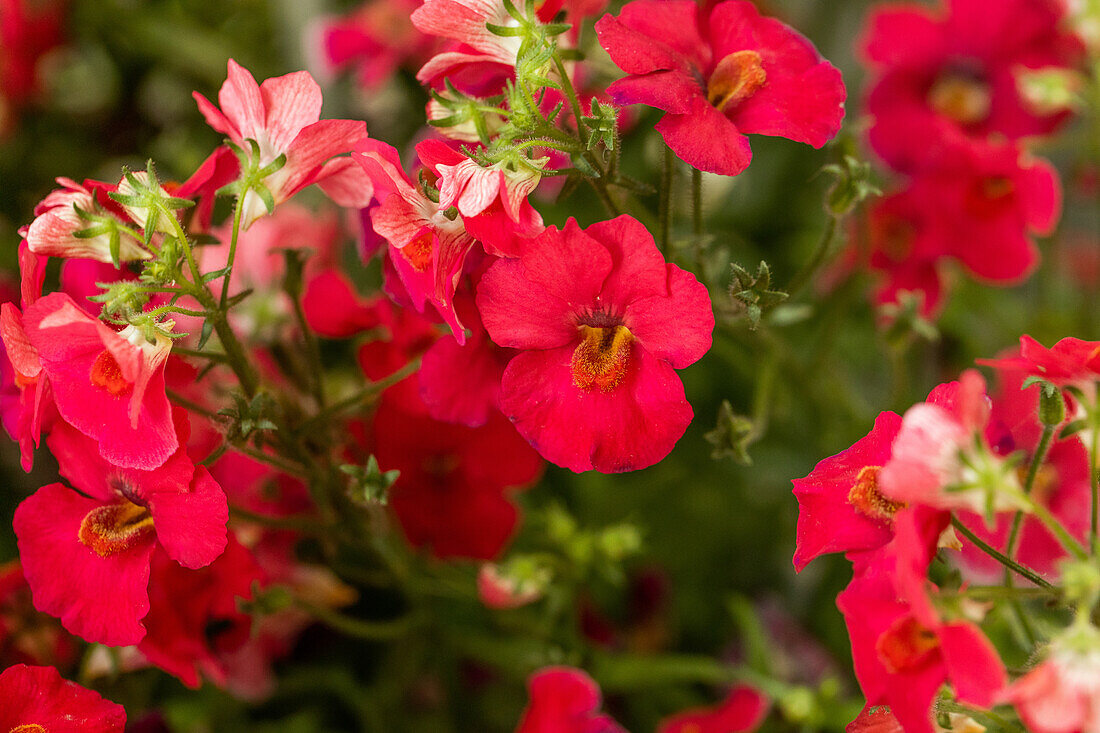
{"left": 0, "top": 0, "right": 63, "bottom": 135}
{"left": 838, "top": 509, "right": 1006, "bottom": 733}
{"left": 477, "top": 216, "right": 713, "bottom": 473}
{"left": 0, "top": 663, "right": 126, "bottom": 732}
{"left": 14, "top": 410, "right": 227, "bottom": 646}
{"left": 657, "top": 685, "right": 769, "bottom": 733}
{"left": 515, "top": 666, "right": 626, "bottom": 733}
{"left": 792, "top": 411, "right": 903, "bottom": 572}
{"left": 596, "top": 0, "right": 845, "bottom": 176}
{"left": 20, "top": 292, "right": 176, "bottom": 470}
{"left": 983, "top": 335, "right": 1100, "bottom": 389}
{"left": 412, "top": 0, "right": 525, "bottom": 88}
{"left": 137, "top": 537, "right": 264, "bottom": 690}
{"left": 194, "top": 60, "right": 372, "bottom": 229}
{"left": 373, "top": 400, "right": 543, "bottom": 560}
{"left": 861, "top": 0, "right": 1081, "bottom": 173}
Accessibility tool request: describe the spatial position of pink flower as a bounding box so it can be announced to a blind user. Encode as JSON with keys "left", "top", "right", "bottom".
{"left": 792, "top": 411, "right": 903, "bottom": 572}
{"left": 515, "top": 666, "right": 627, "bottom": 733}
{"left": 14, "top": 409, "right": 227, "bottom": 646}
{"left": 0, "top": 663, "right": 126, "bottom": 732}
{"left": 657, "top": 686, "right": 769, "bottom": 733}
{"left": 436, "top": 156, "right": 544, "bottom": 257}
{"left": 861, "top": 0, "right": 1081, "bottom": 173}
{"left": 21, "top": 292, "right": 177, "bottom": 470}
{"left": 312, "top": 0, "right": 436, "bottom": 90}
{"left": 838, "top": 509, "right": 1006, "bottom": 733}
{"left": 412, "top": 0, "right": 525, "bottom": 88}
{"left": 879, "top": 370, "right": 1022, "bottom": 516}
{"left": 193, "top": 59, "right": 373, "bottom": 229}
{"left": 1005, "top": 652, "right": 1100, "bottom": 733}
{"left": 354, "top": 137, "right": 477, "bottom": 340}
{"left": 0, "top": 0, "right": 63, "bottom": 135}
{"left": 0, "top": 299, "right": 53, "bottom": 471}
{"left": 24, "top": 177, "right": 151, "bottom": 263}
{"left": 477, "top": 215, "right": 713, "bottom": 473}
{"left": 596, "top": 0, "right": 845, "bottom": 176}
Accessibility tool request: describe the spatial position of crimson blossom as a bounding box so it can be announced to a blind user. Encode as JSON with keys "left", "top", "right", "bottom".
{"left": 476, "top": 215, "right": 714, "bottom": 473}
{"left": 596, "top": 0, "right": 845, "bottom": 176}
{"left": 515, "top": 666, "right": 626, "bottom": 733}
{"left": 0, "top": 663, "right": 126, "bottom": 732}
{"left": 861, "top": 0, "right": 1081, "bottom": 174}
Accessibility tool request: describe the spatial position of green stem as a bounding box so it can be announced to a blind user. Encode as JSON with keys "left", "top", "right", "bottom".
{"left": 951, "top": 516, "right": 1056, "bottom": 591}
{"left": 166, "top": 388, "right": 219, "bottom": 420}
{"left": 230, "top": 505, "right": 328, "bottom": 533}
{"left": 296, "top": 600, "right": 418, "bottom": 641}
{"left": 786, "top": 214, "right": 839, "bottom": 298}
{"left": 219, "top": 191, "right": 245, "bottom": 310}
{"left": 292, "top": 293, "right": 326, "bottom": 407}
{"left": 552, "top": 54, "right": 586, "bottom": 146}
{"left": 231, "top": 443, "right": 308, "bottom": 478}
{"left": 1006, "top": 424, "right": 1056, "bottom": 559}
{"left": 297, "top": 358, "right": 422, "bottom": 434}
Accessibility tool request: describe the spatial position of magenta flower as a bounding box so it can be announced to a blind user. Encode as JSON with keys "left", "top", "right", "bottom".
{"left": 657, "top": 686, "right": 769, "bottom": 733}
{"left": 477, "top": 215, "right": 713, "bottom": 473}
{"left": 861, "top": 0, "right": 1081, "bottom": 174}
{"left": 515, "top": 666, "right": 627, "bottom": 733}
{"left": 14, "top": 411, "right": 227, "bottom": 646}
{"left": 838, "top": 509, "right": 1006, "bottom": 733}
{"left": 0, "top": 664, "right": 126, "bottom": 732}
{"left": 193, "top": 60, "right": 373, "bottom": 229}
{"left": 792, "top": 411, "right": 903, "bottom": 572}
{"left": 596, "top": 0, "right": 846, "bottom": 176}
{"left": 20, "top": 292, "right": 176, "bottom": 470}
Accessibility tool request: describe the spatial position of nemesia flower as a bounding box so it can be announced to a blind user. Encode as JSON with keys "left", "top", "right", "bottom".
{"left": 20, "top": 292, "right": 177, "bottom": 469}
{"left": 983, "top": 334, "right": 1100, "bottom": 389}
{"left": 14, "top": 409, "right": 227, "bottom": 646}
{"left": 657, "top": 685, "right": 769, "bottom": 733}
{"left": 373, "top": 400, "right": 543, "bottom": 559}
{"left": 137, "top": 537, "right": 264, "bottom": 690}
{"left": 173, "top": 146, "right": 240, "bottom": 233}
{"left": 477, "top": 215, "right": 714, "bottom": 473}
{"left": 879, "top": 370, "right": 1023, "bottom": 516}
{"left": 24, "top": 177, "right": 151, "bottom": 263}
{"left": 861, "top": 0, "right": 1081, "bottom": 173}
{"left": 792, "top": 411, "right": 903, "bottom": 571}
{"left": 0, "top": 663, "right": 126, "bottom": 732}
{"left": 838, "top": 508, "right": 1006, "bottom": 733}
{"left": 515, "top": 666, "right": 627, "bottom": 733}
{"left": 1004, "top": 629, "right": 1100, "bottom": 733}
{"left": 313, "top": 0, "right": 436, "bottom": 90}
{"left": 846, "top": 705, "right": 987, "bottom": 732}
{"left": 354, "top": 137, "right": 477, "bottom": 340}
{"left": 436, "top": 155, "right": 545, "bottom": 258}
{"left": 412, "top": 0, "right": 525, "bottom": 88}
{"left": 193, "top": 59, "right": 373, "bottom": 229}
{"left": 596, "top": 0, "right": 846, "bottom": 176}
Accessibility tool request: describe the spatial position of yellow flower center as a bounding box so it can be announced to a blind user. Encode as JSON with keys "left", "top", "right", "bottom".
{"left": 79, "top": 500, "right": 155, "bottom": 558}
{"left": 707, "top": 50, "right": 767, "bottom": 112}
{"left": 571, "top": 324, "right": 634, "bottom": 392}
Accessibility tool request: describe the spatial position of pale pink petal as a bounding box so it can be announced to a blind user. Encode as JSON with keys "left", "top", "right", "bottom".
{"left": 259, "top": 70, "right": 323, "bottom": 152}
{"left": 218, "top": 59, "right": 266, "bottom": 141}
